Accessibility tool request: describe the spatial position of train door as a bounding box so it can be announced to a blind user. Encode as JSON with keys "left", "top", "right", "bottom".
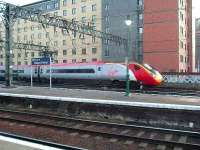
{"left": 34, "top": 66, "right": 41, "bottom": 82}
{"left": 96, "top": 65, "right": 103, "bottom": 80}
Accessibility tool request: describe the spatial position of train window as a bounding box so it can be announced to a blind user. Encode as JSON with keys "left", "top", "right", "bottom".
{"left": 0, "top": 70, "right": 5, "bottom": 73}
{"left": 143, "top": 64, "right": 157, "bottom": 74}
{"left": 46, "top": 69, "right": 95, "bottom": 74}
{"left": 98, "top": 67, "right": 101, "bottom": 71}
{"left": 134, "top": 65, "right": 141, "bottom": 71}
{"left": 13, "top": 70, "right": 24, "bottom": 73}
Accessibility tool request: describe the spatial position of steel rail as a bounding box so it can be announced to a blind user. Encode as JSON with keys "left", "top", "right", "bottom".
{"left": 0, "top": 108, "right": 199, "bottom": 149}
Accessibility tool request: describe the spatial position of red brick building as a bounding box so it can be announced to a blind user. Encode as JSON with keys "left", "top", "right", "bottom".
{"left": 143, "top": 0, "right": 192, "bottom": 72}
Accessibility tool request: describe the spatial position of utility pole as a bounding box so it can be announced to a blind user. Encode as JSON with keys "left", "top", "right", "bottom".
{"left": 125, "top": 15, "right": 132, "bottom": 96}
{"left": 5, "top": 4, "right": 12, "bottom": 87}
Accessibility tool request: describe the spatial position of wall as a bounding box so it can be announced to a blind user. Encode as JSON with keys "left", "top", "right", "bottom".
{"left": 143, "top": 0, "right": 179, "bottom": 72}
{"left": 101, "top": 0, "right": 138, "bottom": 62}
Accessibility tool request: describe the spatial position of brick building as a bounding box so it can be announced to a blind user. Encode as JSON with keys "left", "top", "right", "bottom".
{"left": 143, "top": 0, "right": 192, "bottom": 72}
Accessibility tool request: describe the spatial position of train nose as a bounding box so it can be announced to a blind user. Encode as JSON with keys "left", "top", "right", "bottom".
{"left": 155, "top": 73, "right": 163, "bottom": 84}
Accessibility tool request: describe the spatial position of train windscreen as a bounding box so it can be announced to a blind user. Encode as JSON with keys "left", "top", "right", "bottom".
{"left": 143, "top": 64, "right": 159, "bottom": 75}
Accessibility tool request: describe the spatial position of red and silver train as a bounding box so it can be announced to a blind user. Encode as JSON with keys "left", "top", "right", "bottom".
{"left": 0, "top": 62, "right": 163, "bottom": 87}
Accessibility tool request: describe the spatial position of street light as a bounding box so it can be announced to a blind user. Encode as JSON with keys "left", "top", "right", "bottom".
{"left": 125, "top": 15, "right": 132, "bottom": 96}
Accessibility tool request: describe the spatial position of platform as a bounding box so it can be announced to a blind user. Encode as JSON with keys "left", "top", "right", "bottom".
{"left": 0, "top": 85, "right": 200, "bottom": 110}
{"left": 0, "top": 135, "right": 62, "bottom": 150}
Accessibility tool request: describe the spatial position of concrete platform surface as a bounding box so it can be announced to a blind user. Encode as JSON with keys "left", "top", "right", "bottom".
{"left": 0, "top": 135, "right": 62, "bottom": 150}
{"left": 0, "top": 85, "right": 200, "bottom": 110}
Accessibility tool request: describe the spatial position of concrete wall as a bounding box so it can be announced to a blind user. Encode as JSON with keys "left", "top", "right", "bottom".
{"left": 101, "top": 0, "right": 138, "bottom": 62}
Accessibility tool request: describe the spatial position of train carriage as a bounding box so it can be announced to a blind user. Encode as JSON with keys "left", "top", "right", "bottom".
{"left": 0, "top": 62, "right": 163, "bottom": 87}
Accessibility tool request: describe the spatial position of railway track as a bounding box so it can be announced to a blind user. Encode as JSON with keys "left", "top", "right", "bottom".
{"left": 0, "top": 108, "right": 199, "bottom": 150}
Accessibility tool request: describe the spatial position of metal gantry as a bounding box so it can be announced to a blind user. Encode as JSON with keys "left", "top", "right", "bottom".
{"left": 0, "top": 2, "right": 128, "bottom": 87}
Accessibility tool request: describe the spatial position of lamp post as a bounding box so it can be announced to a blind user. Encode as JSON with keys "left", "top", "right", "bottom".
{"left": 125, "top": 15, "right": 132, "bottom": 96}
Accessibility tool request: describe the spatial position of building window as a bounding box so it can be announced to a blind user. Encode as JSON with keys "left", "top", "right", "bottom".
{"left": 105, "top": 46, "right": 109, "bottom": 56}
{"left": 31, "top": 26, "right": 34, "bottom": 30}
{"left": 105, "top": 27, "right": 110, "bottom": 33}
{"left": 72, "top": 39, "right": 76, "bottom": 46}
{"left": 138, "top": 0, "right": 143, "bottom": 6}
{"left": 62, "top": 29, "right": 67, "bottom": 36}
{"left": 55, "top": 2, "right": 59, "bottom": 8}
{"left": 92, "top": 4, "right": 96, "bottom": 11}
{"left": 25, "top": 52, "right": 28, "bottom": 57}
{"left": 72, "top": 59, "right": 76, "bottom": 63}
{"left": 105, "top": 4, "right": 109, "bottom": 10}
{"left": 46, "top": 32, "right": 49, "bottom": 38}
{"left": 17, "top": 28, "right": 21, "bottom": 33}
{"left": 92, "top": 58, "right": 97, "bottom": 62}
{"left": 54, "top": 41, "right": 58, "bottom": 46}
{"left": 81, "top": 6, "right": 86, "bottom": 13}
{"left": 180, "top": 55, "right": 184, "bottom": 62}
{"left": 92, "top": 48, "right": 97, "bottom": 54}
{"left": 72, "top": 48, "right": 76, "bottom": 55}
{"left": 63, "top": 0, "right": 67, "bottom": 6}
{"left": 63, "top": 60, "right": 67, "bottom": 63}
{"left": 18, "top": 53, "right": 21, "bottom": 58}
{"left": 105, "top": 16, "right": 109, "bottom": 22}
{"left": 54, "top": 51, "right": 58, "bottom": 56}
{"left": 72, "top": 8, "right": 76, "bottom": 15}
{"left": 31, "top": 34, "right": 34, "bottom": 39}
{"left": 180, "top": 26, "right": 184, "bottom": 35}
{"left": 139, "top": 13, "right": 143, "bottom": 20}
{"left": 25, "top": 61, "right": 28, "bottom": 65}
{"left": 82, "top": 17, "right": 86, "bottom": 23}
{"left": 82, "top": 59, "right": 87, "bottom": 63}
{"left": 63, "top": 49, "right": 67, "bottom": 55}
{"left": 180, "top": 41, "right": 184, "bottom": 48}
{"left": 92, "top": 37, "right": 96, "bottom": 43}
{"left": 82, "top": 48, "right": 86, "bottom": 55}
{"left": 63, "top": 40, "right": 67, "bottom": 45}
{"left": 63, "top": 10, "right": 67, "bottom": 16}
{"left": 18, "top": 61, "right": 21, "bottom": 65}
{"left": 31, "top": 52, "right": 35, "bottom": 57}
{"left": 92, "top": 15, "right": 96, "bottom": 23}
{"left": 54, "top": 12, "right": 58, "bottom": 16}
{"left": 72, "top": 0, "right": 76, "bottom": 4}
